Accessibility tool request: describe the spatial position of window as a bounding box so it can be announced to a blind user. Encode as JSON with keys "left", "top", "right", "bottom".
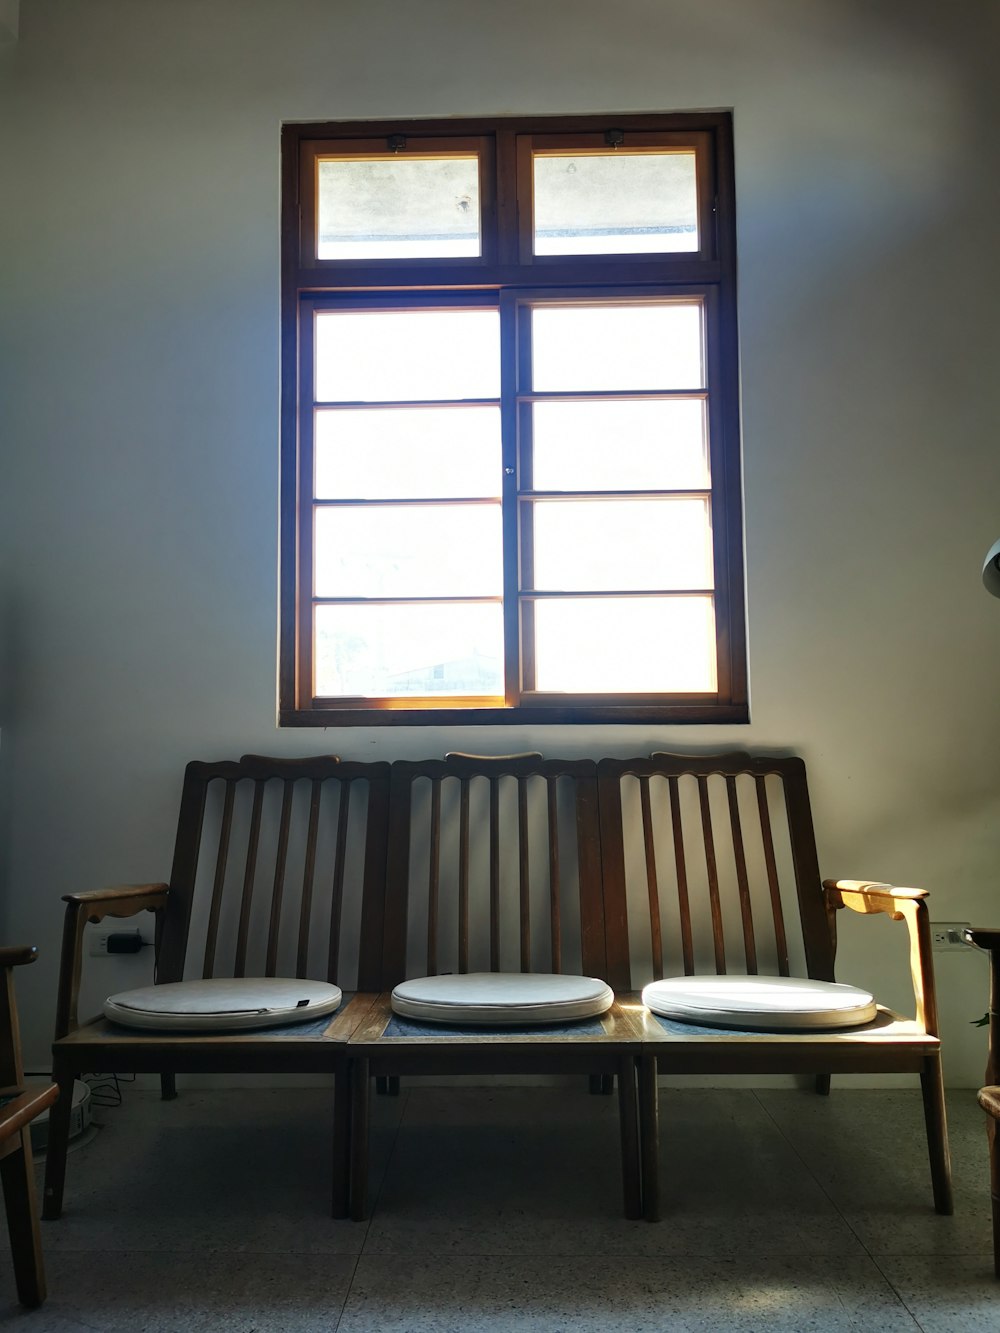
{"left": 280, "top": 114, "right": 746, "bottom": 725}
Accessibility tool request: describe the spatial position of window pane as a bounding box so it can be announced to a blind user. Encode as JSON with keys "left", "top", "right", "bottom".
{"left": 529, "top": 499, "right": 713, "bottom": 592}
{"left": 315, "top": 309, "right": 500, "bottom": 402}
{"left": 315, "top": 504, "right": 502, "bottom": 598}
{"left": 317, "top": 156, "right": 481, "bottom": 260}
{"left": 531, "top": 597, "right": 717, "bottom": 693}
{"left": 533, "top": 151, "right": 698, "bottom": 255}
{"left": 531, "top": 399, "right": 709, "bottom": 491}
{"left": 531, "top": 303, "right": 703, "bottom": 392}
{"left": 316, "top": 603, "right": 503, "bottom": 697}
{"left": 316, "top": 406, "right": 501, "bottom": 499}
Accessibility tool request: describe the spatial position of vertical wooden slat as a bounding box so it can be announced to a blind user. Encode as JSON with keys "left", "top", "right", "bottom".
{"left": 596, "top": 767, "right": 630, "bottom": 991}
{"left": 234, "top": 780, "right": 265, "bottom": 978}
{"left": 783, "top": 760, "right": 836, "bottom": 981}
{"left": 639, "top": 777, "right": 663, "bottom": 980}
{"left": 357, "top": 766, "right": 391, "bottom": 991}
{"left": 489, "top": 774, "right": 500, "bottom": 971}
{"left": 547, "top": 775, "right": 561, "bottom": 973}
{"left": 518, "top": 775, "right": 530, "bottom": 971}
{"left": 265, "top": 780, "right": 295, "bottom": 977}
{"left": 697, "top": 776, "right": 726, "bottom": 973}
{"left": 202, "top": 779, "right": 235, "bottom": 979}
{"left": 668, "top": 776, "right": 694, "bottom": 976}
{"left": 726, "top": 775, "right": 757, "bottom": 974}
{"left": 755, "top": 775, "right": 790, "bottom": 975}
{"left": 576, "top": 771, "right": 606, "bottom": 979}
{"left": 296, "top": 779, "right": 322, "bottom": 978}
{"left": 327, "top": 780, "right": 351, "bottom": 985}
{"left": 427, "top": 778, "right": 442, "bottom": 976}
{"left": 458, "top": 778, "right": 470, "bottom": 972}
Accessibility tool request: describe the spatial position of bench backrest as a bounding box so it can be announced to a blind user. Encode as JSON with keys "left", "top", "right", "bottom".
{"left": 597, "top": 752, "right": 835, "bottom": 991}
{"left": 156, "top": 755, "right": 391, "bottom": 991}
{"left": 381, "top": 755, "right": 605, "bottom": 986}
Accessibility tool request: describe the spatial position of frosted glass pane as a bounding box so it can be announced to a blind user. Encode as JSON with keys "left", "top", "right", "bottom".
{"left": 315, "top": 406, "right": 501, "bottom": 499}
{"left": 318, "top": 156, "right": 480, "bottom": 259}
{"left": 315, "top": 603, "right": 503, "bottom": 698}
{"left": 315, "top": 309, "right": 500, "bottom": 402}
{"left": 531, "top": 304, "right": 703, "bottom": 392}
{"left": 529, "top": 499, "right": 713, "bottom": 591}
{"left": 315, "top": 504, "right": 502, "bottom": 598}
{"left": 531, "top": 597, "right": 717, "bottom": 693}
{"left": 532, "top": 399, "right": 709, "bottom": 491}
{"left": 533, "top": 151, "right": 698, "bottom": 255}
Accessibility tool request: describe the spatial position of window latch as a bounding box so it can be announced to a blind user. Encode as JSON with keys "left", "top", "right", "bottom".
{"left": 604, "top": 128, "right": 625, "bottom": 149}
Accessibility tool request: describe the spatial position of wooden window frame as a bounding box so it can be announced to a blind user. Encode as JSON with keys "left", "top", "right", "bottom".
{"left": 280, "top": 113, "right": 747, "bottom": 726}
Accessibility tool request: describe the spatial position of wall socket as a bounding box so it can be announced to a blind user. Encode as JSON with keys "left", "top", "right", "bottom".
{"left": 930, "top": 921, "right": 972, "bottom": 953}
{"left": 88, "top": 928, "right": 145, "bottom": 957}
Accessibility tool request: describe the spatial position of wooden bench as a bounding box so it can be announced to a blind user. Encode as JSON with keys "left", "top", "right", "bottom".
{"left": 44, "top": 749, "right": 952, "bottom": 1227}
{"left": 345, "top": 753, "right": 647, "bottom": 1220}
{"left": 596, "top": 752, "right": 952, "bottom": 1221}
{"left": 44, "top": 754, "right": 390, "bottom": 1220}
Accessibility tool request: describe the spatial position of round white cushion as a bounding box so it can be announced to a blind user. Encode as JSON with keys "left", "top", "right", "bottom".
{"left": 103, "top": 978, "right": 343, "bottom": 1032}
{"left": 390, "top": 972, "right": 614, "bottom": 1025}
{"left": 641, "top": 975, "right": 877, "bottom": 1030}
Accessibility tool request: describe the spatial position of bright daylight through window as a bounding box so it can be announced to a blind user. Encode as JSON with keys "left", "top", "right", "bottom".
{"left": 280, "top": 114, "right": 746, "bottom": 725}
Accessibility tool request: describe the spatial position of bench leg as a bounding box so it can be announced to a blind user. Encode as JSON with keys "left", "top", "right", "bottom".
{"left": 2, "top": 1128, "right": 47, "bottom": 1307}
{"left": 41, "top": 1070, "right": 75, "bottom": 1221}
{"left": 332, "top": 1062, "right": 352, "bottom": 1219}
{"left": 814, "top": 1074, "right": 831, "bottom": 1096}
{"left": 638, "top": 1054, "right": 660, "bottom": 1222}
{"left": 375, "top": 1076, "right": 400, "bottom": 1096}
{"left": 350, "top": 1057, "right": 371, "bottom": 1222}
{"left": 616, "top": 1056, "right": 641, "bottom": 1220}
{"left": 589, "top": 1074, "right": 614, "bottom": 1095}
{"left": 920, "top": 1051, "right": 953, "bottom": 1215}
{"left": 160, "top": 1073, "right": 178, "bottom": 1101}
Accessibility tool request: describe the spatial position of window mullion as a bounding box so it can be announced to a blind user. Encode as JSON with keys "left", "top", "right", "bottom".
{"left": 499, "top": 289, "right": 522, "bottom": 705}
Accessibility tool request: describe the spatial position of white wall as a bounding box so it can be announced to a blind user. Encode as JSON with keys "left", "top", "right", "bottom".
{"left": 1, "top": 0, "right": 998, "bottom": 1082}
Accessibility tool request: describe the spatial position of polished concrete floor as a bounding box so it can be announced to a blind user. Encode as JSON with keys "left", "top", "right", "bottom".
{"left": 2, "top": 1082, "right": 997, "bottom": 1330}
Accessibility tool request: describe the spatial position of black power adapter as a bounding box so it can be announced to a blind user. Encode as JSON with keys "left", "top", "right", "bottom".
{"left": 106, "top": 931, "right": 146, "bottom": 955}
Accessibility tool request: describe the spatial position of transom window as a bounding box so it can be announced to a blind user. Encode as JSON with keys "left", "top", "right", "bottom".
{"left": 280, "top": 114, "right": 746, "bottom": 725}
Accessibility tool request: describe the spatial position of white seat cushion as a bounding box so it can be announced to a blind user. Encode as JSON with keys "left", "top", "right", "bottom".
{"left": 390, "top": 972, "right": 614, "bottom": 1025}
{"left": 103, "top": 978, "right": 343, "bottom": 1032}
{"left": 641, "top": 975, "right": 877, "bottom": 1030}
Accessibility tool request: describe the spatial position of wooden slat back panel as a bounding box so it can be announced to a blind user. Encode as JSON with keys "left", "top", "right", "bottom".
{"left": 597, "top": 753, "right": 834, "bottom": 992}
{"left": 381, "top": 756, "right": 604, "bottom": 986}
{"left": 156, "top": 756, "right": 390, "bottom": 991}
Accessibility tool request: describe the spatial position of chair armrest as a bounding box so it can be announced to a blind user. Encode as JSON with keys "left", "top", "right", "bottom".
{"left": 966, "top": 929, "right": 1000, "bottom": 1086}
{"left": 0, "top": 1084, "right": 59, "bottom": 1143}
{"left": 822, "top": 879, "right": 938, "bottom": 1036}
{"left": 55, "top": 884, "right": 170, "bottom": 1040}
{"left": 0, "top": 946, "right": 39, "bottom": 968}
{"left": 964, "top": 927, "right": 1000, "bottom": 952}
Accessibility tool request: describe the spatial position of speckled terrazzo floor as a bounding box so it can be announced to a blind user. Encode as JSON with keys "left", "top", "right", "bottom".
{"left": 1, "top": 1085, "right": 996, "bottom": 1330}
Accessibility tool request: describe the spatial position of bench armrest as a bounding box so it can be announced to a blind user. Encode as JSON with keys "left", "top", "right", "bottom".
{"left": 823, "top": 878, "right": 938, "bottom": 1036}
{"left": 55, "top": 884, "right": 170, "bottom": 1040}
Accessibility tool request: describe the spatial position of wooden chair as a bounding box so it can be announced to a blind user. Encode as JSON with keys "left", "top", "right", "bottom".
{"left": 965, "top": 926, "right": 1000, "bottom": 1276}
{"left": 44, "top": 755, "right": 390, "bottom": 1222}
{"left": 597, "top": 752, "right": 953, "bottom": 1222}
{"left": 347, "top": 753, "right": 646, "bottom": 1221}
{"left": 2, "top": 946, "right": 58, "bottom": 1307}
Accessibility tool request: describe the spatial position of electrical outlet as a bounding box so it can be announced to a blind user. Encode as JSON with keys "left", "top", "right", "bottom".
{"left": 88, "top": 928, "right": 144, "bottom": 957}
{"left": 930, "top": 921, "right": 972, "bottom": 953}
